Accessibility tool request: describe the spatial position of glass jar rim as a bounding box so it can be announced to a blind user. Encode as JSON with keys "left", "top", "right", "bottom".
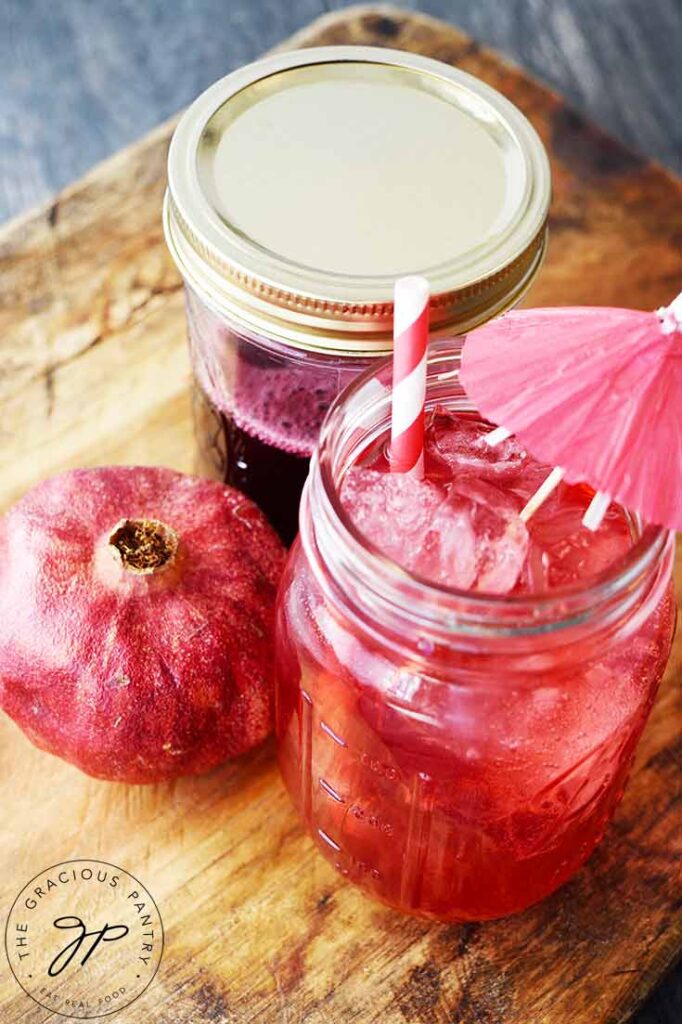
{"left": 307, "top": 341, "right": 671, "bottom": 640}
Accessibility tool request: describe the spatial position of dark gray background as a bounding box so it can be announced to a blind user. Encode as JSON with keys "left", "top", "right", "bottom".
{"left": 1, "top": 1, "right": 680, "bottom": 1021}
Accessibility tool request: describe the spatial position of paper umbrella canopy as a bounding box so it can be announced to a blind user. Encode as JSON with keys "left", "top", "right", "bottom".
{"left": 460, "top": 294, "right": 682, "bottom": 532}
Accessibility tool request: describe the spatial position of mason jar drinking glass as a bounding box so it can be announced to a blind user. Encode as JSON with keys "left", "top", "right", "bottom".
{"left": 164, "top": 46, "right": 550, "bottom": 542}
{"left": 274, "top": 342, "right": 676, "bottom": 920}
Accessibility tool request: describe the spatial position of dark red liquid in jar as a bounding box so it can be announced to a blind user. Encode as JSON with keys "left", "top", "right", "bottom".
{"left": 194, "top": 386, "right": 310, "bottom": 546}
{"left": 275, "top": 411, "right": 676, "bottom": 920}
{"left": 191, "top": 327, "right": 357, "bottom": 546}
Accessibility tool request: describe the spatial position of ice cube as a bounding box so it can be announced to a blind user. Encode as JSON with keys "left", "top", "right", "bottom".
{"left": 342, "top": 468, "right": 529, "bottom": 595}
{"left": 426, "top": 411, "right": 530, "bottom": 483}
{"left": 529, "top": 495, "right": 632, "bottom": 590}
{"left": 418, "top": 492, "right": 478, "bottom": 589}
{"left": 449, "top": 479, "right": 529, "bottom": 594}
{"left": 340, "top": 469, "right": 445, "bottom": 568}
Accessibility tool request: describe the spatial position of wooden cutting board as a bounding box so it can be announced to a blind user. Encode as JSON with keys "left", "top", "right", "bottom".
{"left": 1, "top": 7, "right": 680, "bottom": 1023}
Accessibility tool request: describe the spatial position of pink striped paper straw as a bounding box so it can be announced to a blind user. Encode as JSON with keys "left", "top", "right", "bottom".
{"left": 390, "top": 276, "right": 430, "bottom": 476}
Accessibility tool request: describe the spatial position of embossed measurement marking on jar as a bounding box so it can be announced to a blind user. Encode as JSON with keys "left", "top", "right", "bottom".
{"left": 335, "top": 857, "right": 381, "bottom": 881}
{"left": 319, "top": 778, "right": 345, "bottom": 803}
{"left": 319, "top": 718, "right": 402, "bottom": 780}
{"left": 349, "top": 805, "right": 394, "bottom": 836}
{"left": 315, "top": 715, "right": 394, "bottom": 883}
{"left": 359, "top": 752, "right": 400, "bottom": 781}
{"left": 320, "top": 720, "right": 347, "bottom": 747}
{"left": 318, "top": 828, "right": 342, "bottom": 853}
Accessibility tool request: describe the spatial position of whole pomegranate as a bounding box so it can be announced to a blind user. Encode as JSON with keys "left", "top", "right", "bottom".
{"left": 0, "top": 466, "right": 286, "bottom": 782}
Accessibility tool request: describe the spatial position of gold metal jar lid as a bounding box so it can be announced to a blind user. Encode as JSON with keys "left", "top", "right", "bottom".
{"left": 165, "top": 46, "right": 551, "bottom": 354}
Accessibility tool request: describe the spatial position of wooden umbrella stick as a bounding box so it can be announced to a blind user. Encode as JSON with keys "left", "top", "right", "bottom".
{"left": 484, "top": 425, "right": 512, "bottom": 447}
{"left": 519, "top": 466, "right": 565, "bottom": 523}
{"left": 582, "top": 491, "right": 612, "bottom": 531}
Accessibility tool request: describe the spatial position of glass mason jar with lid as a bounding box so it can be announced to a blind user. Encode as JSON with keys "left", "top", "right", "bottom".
{"left": 274, "top": 343, "right": 676, "bottom": 921}
{"left": 164, "top": 46, "right": 551, "bottom": 543}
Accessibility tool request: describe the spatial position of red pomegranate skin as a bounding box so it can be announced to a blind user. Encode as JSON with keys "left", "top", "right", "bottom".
{"left": 0, "top": 466, "right": 287, "bottom": 782}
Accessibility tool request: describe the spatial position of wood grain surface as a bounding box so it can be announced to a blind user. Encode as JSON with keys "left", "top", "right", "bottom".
{"left": 0, "top": 7, "right": 681, "bottom": 1024}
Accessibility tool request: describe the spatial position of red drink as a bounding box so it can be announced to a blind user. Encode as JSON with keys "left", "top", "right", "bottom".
{"left": 187, "top": 288, "right": 371, "bottom": 545}
{"left": 275, "top": 357, "right": 675, "bottom": 920}
{"left": 192, "top": 355, "right": 329, "bottom": 546}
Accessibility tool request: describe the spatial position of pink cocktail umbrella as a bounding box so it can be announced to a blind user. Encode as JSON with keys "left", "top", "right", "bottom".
{"left": 460, "top": 294, "right": 682, "bottom": 532}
